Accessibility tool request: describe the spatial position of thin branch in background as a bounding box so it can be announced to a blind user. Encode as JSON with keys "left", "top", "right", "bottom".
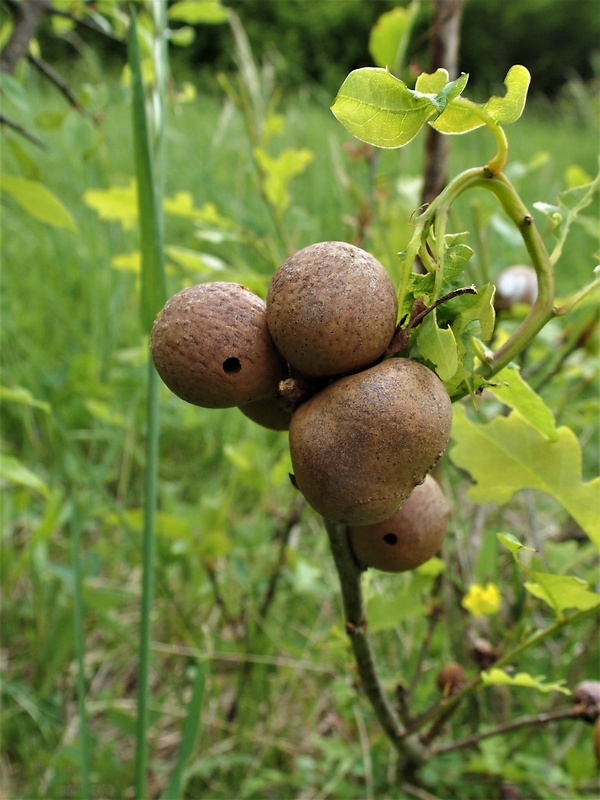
{"left": 400, "top": 782, "right": 444, "bottom": 800}
{"left": 225, "top": 495, "right": 305, "bottom": 723}
{"left": 420, "top": 0, "right": 465, "bottom": 207}
{"left": 0, "top": 112, "right": 46, "bottom": 148}
{"left": 432, "top": 706, "right": 588, "bottom": 755}
{"left": 27, "top": 52, "right": 89, "bottom": 116}
{"left": 205, "top": 563, "right": 235, "bottom": 624}
{"left": 408, "top": 585, "right": 443, "bottom": 695}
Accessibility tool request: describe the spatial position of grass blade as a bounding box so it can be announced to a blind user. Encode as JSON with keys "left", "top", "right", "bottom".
{"left": 68, "top": 496, "right": 91, "bottom": 800}
{"left": 128, "top": 6, "right": 167, "bottom": 335}
{"left": 128, "top": 6, "right": 168, "bottom": 798}
{"left": 163, "top": 662, "right": 207, "bottom": 800}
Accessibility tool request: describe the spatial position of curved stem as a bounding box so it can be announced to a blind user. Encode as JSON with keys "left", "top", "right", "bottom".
{"left": 449, "top": 97, "right": 509, "bottom": 174}
{"left": 415, "top": 167, "right": 555, "bottom": 399}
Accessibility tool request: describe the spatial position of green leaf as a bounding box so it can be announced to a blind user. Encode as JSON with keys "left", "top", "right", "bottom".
{"left": 497, "top": 532, "right": 536, "bottom": 555}
{"left": 448, "top": 284, "right": 496, "bottom": 343}
{"left": 366, "top": 585, "right": 428, "bottom": 632}
{"left": 524, "top": 573, "right": 600, "bottom": 615}
{"left": 487, "top": 366, "right": 558, "bottom": 441}
{"left": 163, "top": 662, "right": 206, "bottom": 800}
{"left": 416, "top": 311, "right": 459, "bottom": 382}
{"left": 1, "top": 175, "right": 77, "bottom": 230}
{"left": 165, "top": 245, "right": 226, "bottom": 274}
{"left": 0, "top": 385, "right": 50, "bottom": 413}
{"left": 369, "top": 6, "right": 411, "bottom": 70}
{"left": 430, "top": 99, "right": 485, "bottom": 135}
{"left": 5, "top": 138, "right": 41, "bottom": 180}
{"left": 534, "top": 171, "right": 600, "bottom": 266}
{"left": 450, "top": 404, "right": 600, "bottom": 548}
{"left": 0, "top": 453, "right": 50, "bottom": 497}
{"left": 480, "top": 668, "right": 570, "bottom": 695}
{"left": 432, "top": 65, "right": 530, "bottom": 134}
{"left": 168, "top": 0, "right": 229, "bottom": 24}
{"left": 331, "top": 67, "right": 438, "bottom": 149}
{"left": 253, "top": 147, "right": 314, "bottom": 212}
{"left": 168, "top": 25, "right": 195, "bottom": 47}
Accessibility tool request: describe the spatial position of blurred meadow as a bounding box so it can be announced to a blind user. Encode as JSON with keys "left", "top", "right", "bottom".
{"left": 1, "top": 2, "right": 599, "bottom": 799}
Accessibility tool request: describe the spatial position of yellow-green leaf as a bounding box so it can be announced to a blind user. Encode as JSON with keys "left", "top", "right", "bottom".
{"left": 1, "top": 175, "right": 77, "bottom": 230}
{"left": 0, "top": 453, "right": 50, "bottom": 497}
{"left": 484, "top": 65, "right": 530, "bottom": 124}
{"left": 253, "top": 147, "right": 314, "bottom": 213}
{"left": 481, "top": 668, "right": 570, "bottom": 695}
{"left": 450, "top": 404, "right": 600, "bottom": 548}
{"left": 524, "top": 573, "right": 600, "bottom": 615}
{"left": 84, "top": 179, "right": 138, "bottom": 230}
{"left": 168, "top": 0, "right": 229, "bottom": 24}
{"left": 331, "top": 67, "right": 437, "bottom": 148}
{"left": 487, "top": 365, "right": 558, "bottom": 441}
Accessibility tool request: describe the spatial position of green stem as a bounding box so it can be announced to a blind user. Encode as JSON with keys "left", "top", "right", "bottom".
{"left": 449, "top": 97, "right": 509, "bottom": 174}
{"left": 69, "top": 497, "right": 91, "bottom": 800}
{"left": 325, "top": 519, "right": 430, "bottom": 770}
{"left": 415, "top": 167, "right": 555, "bottom": 398}
{"left": 134, "top": 361, "right": 161, "bottom": 798}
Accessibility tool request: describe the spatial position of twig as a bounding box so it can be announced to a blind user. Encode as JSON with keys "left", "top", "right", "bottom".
{"left": 432, "top": 706, "right": 587, "bottom": 755}
{"left": 226, "top": 496, "right": 304, "bottom": 723}
{"left": 27, "top": 53, "right": 86, "bottom": 115}
{"left": 408, "top": 583, "right": 443, "bottom": 694}
{"left": 0, "top": 0, "right": 49, "bottom": 74}
{"left": 205, "top": 563, "right": 235, "bottom": 623}
{"left": 0, "top": 112, "right": 46, "bottom": 149}
{"left": 324, "top": 519, "right": 412, "bottom": 749}
{"left": 386, "top": 285, "right": 477, "bottom": 356}
{"left": 400, "top": 782, "right": 444, "bottom": 800}
{"left": 402, "top": 606, "right": 598, "bottom": 738}
{"left": 258, "top": 495, "right": 304, "bottom": 619}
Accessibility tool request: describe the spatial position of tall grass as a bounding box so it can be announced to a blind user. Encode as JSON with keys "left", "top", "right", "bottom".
{"left": 1, "top": 53, "right": 599, "bottom": 799}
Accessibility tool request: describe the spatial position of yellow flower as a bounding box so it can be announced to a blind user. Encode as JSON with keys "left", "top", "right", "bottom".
{"left": 462, "top": 582, "right": 501, "bottom": 616}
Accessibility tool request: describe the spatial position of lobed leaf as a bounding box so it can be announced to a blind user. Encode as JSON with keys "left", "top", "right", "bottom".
{"left": 432, "top": 65, "right": 530, "bottom": 134}
{"left": 450, "top": 404, "right": 600, "bottom": 548}
{"left": 524, "top": 573, "right": 600, "bottom": 615}
{"left": 253, "top": 147, "right": 314, "bottom": 213}
{"left": 487, "top": 366, "right": 558, "bottom": 441}
{"left": 480, "top": 668, "right": 570, "bottom": 695}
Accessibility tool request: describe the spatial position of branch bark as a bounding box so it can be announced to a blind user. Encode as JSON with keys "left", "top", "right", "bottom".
{"left": 420, "top": 0, "right": 465, "bottom": 208}
{"left": 0, "top": 0, "right": 49, "bottom": 74}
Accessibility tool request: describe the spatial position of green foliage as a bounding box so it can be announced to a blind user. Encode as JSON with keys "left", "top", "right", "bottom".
{"left": 451, "top": 404, "right": 600, "bottom": 547}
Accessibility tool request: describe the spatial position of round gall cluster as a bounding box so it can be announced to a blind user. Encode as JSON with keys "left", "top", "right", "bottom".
{"left": 151, "top": 241, "right": 453, "bottom": 572}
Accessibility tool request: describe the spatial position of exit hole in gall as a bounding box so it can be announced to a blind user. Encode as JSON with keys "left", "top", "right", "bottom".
{"left": 383, "top": 533, "right": 398, "bottom": 546}
{"left": 223, "top": 357, "right": 242, "bottom": 375}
